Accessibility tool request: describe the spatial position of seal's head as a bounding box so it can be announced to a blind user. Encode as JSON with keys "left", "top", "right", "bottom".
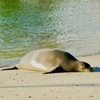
{"left": 74, "top": 61, "right": 93, "bottom": 72}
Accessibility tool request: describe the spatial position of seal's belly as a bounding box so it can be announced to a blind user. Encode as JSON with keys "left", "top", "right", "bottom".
{"left": 19, "top": 61, "right": 48, "bottom": 72}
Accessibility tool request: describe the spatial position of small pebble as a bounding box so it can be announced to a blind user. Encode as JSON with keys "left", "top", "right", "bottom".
{"left": 29, "top": 96, "right": 32, "bottom": 98}
{"left": 90, "top": 95, "right": 93, "bottom": 97}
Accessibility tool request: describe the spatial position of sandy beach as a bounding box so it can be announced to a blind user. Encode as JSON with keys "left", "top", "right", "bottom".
{"left": 0, "top": 54, "right": 100, "bottom": 100}
{"left": 1, "top": 0, "right": 100, "bottom": 100}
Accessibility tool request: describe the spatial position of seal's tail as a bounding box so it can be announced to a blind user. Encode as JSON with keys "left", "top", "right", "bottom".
{"left": 1, "top": 66, "right": 18, "bottom": 71}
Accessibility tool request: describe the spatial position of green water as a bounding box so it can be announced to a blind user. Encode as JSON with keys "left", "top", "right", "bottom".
{"left": 0, "top": 0, "right": 63, "bottom": 60}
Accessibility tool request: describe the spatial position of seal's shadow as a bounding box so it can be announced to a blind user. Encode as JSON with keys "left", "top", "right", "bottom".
{"left": 93, "top": 67, "right": 100, "bottom": 72}
{"left": 44, "top": 66, "right": 100, "bottom": 74}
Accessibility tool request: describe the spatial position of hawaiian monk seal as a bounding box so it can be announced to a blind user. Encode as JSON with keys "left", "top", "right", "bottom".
{"left": 1, "top": 49, "right": 93, "bottom": 73}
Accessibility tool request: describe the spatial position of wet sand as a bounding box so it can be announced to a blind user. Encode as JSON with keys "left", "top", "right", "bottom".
{"left": 0, "top": 54, "right": 100, "bottom": 100}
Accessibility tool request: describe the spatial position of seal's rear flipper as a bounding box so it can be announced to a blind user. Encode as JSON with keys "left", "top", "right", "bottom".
{"left": 1, "top": 66, "right": 18, "bottom": 71}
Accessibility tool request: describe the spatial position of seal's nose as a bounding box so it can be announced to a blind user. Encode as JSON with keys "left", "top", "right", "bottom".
{"left": 90, "top": 67, "right": 93, "bottom": 72}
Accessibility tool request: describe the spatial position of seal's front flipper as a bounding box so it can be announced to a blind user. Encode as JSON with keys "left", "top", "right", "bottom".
{"left": 1, "top": 66, "right": 18, "bottom": 71}
{"left": 43, "top": 66, "right": 67, "bottom": 74}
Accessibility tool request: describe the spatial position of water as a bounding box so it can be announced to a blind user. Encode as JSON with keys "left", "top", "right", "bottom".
{"left": 0, "top": 0, "right": 100, "bottom": 67}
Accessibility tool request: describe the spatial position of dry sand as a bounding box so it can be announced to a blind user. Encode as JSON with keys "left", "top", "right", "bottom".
{"left": 0, "top": 54, "right": 100, "bottom": 100}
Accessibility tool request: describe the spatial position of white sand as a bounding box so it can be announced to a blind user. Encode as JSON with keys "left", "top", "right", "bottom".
{"left": 0, "top": 54, "right": 100, "bottom": 100}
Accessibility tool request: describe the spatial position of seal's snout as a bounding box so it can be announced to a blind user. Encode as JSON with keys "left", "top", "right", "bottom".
{"left": 84, "top": 66, "right": 93, "bottom": 72}
{"left": 89, "top": 67, "right": 93, "bottom": 72}
{"left": 87, "top": 66, "right": 93, "bottom": 72}
{"left": 83, "top": 62, "right": 93, "bottom": 72}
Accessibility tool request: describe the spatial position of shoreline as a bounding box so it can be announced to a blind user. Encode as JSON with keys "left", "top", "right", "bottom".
{"left": 0, "top": 54, "right": 100, "bottom": 100}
